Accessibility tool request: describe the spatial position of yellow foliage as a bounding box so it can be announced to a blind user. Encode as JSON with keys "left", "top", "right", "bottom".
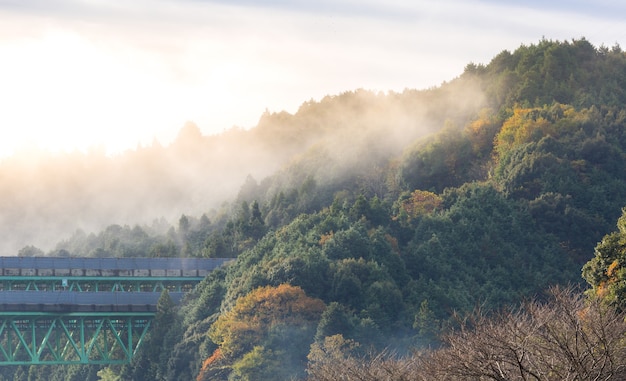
{"left": 495, "top": 108, "right": 549, "bottom": 155}
{"left": 607, "top": 259, "right": 620, "bottom": 277}
{"left": 464, "top": 109, "right": 501, "bottom": 155}
{"left": 494, "top": 104, "right": 590, "bottom": 160}
{"left": 209, "top": 284, "right": 325, "bottom": 358}
{"left": 399, "top": 190, "right": 443, "bottom": 220}
{"left": 467, "top": 117, "right": 492, "bottom": 135}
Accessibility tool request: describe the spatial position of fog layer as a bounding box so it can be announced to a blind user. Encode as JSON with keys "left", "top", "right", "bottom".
{"left": 0, "top": 80, "right": 484, "bottom": 254}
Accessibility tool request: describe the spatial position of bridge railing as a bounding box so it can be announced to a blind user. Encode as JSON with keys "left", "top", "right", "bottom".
{"left": 0, "top": 256, "right": 231, "bottom": 293}
{"left": 0, "top": 257, "right": 230, "bottom": 277}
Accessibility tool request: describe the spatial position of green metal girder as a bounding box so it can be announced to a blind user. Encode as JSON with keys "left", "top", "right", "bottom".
{"left": 0, "top": 276, "right": 202, "bottom": 293}
{"left": 0, "top": 312, "right": 154, "bottom": 365}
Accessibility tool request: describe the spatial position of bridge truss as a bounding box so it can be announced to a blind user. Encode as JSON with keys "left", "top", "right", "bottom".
{"left": 0, "top": 256, "right": 230, "bottom": 366}
{"left": 0, "top": 311, "right": 152, "bottom": 365}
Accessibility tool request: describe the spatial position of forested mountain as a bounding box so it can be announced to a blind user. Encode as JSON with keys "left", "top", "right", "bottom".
{"left": 5, "top": 38, "right": 626, "bottom": 380}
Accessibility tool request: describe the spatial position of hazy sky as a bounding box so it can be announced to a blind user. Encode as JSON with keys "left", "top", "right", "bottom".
{"left": 1, "top": 0, "right": 625, "bottom": 157}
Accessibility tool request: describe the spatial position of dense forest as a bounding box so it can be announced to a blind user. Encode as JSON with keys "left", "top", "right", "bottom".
{"left": 3, "top": 38, "right": 626, "bottom": 380}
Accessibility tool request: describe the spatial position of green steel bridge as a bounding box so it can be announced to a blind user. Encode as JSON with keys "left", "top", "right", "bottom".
{"left": 0, "top": 257, "right": 229, "bottom": 366}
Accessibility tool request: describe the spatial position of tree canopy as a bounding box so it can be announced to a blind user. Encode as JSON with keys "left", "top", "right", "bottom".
{"left": 9, "top": 38, "right": 626, "bottom": 381}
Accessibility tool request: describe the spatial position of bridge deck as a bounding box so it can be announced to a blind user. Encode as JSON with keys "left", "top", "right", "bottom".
{"left": 0, "top": 291, "right": 184, "bottom": 312}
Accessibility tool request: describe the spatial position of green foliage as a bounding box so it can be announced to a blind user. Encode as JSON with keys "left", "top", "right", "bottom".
{"left": 404, "top": 183, "right": 579, "bottom": 317}
{"left": 123, "top": 290, "right": 182, "bottom": 381}
{"left": 96, "top": 367, "right": 120, "bottom": 381}
{"left": 53, "top": 225, "right": 165, "bottom": 258}
{"left": 230, "top": 346, "right": 288, "bottom": 381}
{"left": 583, "top": 209, "right": 626, "bottom": 309}
{"left": 180, "top": 269, "right": 227, "bottom": 325}
{"left": 475, "top": 38, "right": 626, "bottom": 110}
{"left": 315, "top": 302, "right": 356, "bottom": 342}
{"left": 14, "top": 37, "right": 626, "bottom": 381}
{"left": 400, "top": 123, "right": 477, "bottom": 193}
{"left": 413, "top": 300, "right": 440, "bottom": 347}
{"left": 493, "top": 104, "right": 626, "bottom": 256}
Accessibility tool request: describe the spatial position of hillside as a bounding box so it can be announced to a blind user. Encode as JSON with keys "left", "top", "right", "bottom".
{"left": 6, "top": 38, "right": 626, "bottom": 381}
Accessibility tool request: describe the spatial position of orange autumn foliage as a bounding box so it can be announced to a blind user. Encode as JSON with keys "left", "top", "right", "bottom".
{"left": 196, "top": 348, "right": 223, "bottom": 381}
{"left": 208, "top": 284, "right": 325, "bottom": 358}
{"left": 319, "top": 231, "right": 334, "bottom": 246}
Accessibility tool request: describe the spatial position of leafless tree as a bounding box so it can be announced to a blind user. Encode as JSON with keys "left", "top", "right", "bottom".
{"left": 306, "top": 287, "right": 626, "bottom": 381}
{"left": 427, "top": 286, "right": 626, "bottom": 381}
{"left": 306, "top": 334, "right": 428, "bottom": 381}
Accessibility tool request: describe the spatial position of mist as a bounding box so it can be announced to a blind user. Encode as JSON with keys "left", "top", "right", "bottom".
{"left": 0, "top": 123, "right": 280, "bottom": 255}
{"left": 0, "top": 75, "right": 486, "bottom": 255}
{"left": 3, "top": 0, "right": 624, "bottom": 161}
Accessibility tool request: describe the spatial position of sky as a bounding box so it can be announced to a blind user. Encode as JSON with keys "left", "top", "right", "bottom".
{"left": 0, "top": 0, "right": 625, "bottom": 158}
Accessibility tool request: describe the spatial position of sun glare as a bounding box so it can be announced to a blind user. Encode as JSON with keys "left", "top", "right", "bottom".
{"left": 0, "top": 23, "right": 270, "bottom": 159}
{"left": 0, "top": 28, "right": 190, "bottom": 158}
{"left": 3, "top": 0, "right": 623, "bottom": 162}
